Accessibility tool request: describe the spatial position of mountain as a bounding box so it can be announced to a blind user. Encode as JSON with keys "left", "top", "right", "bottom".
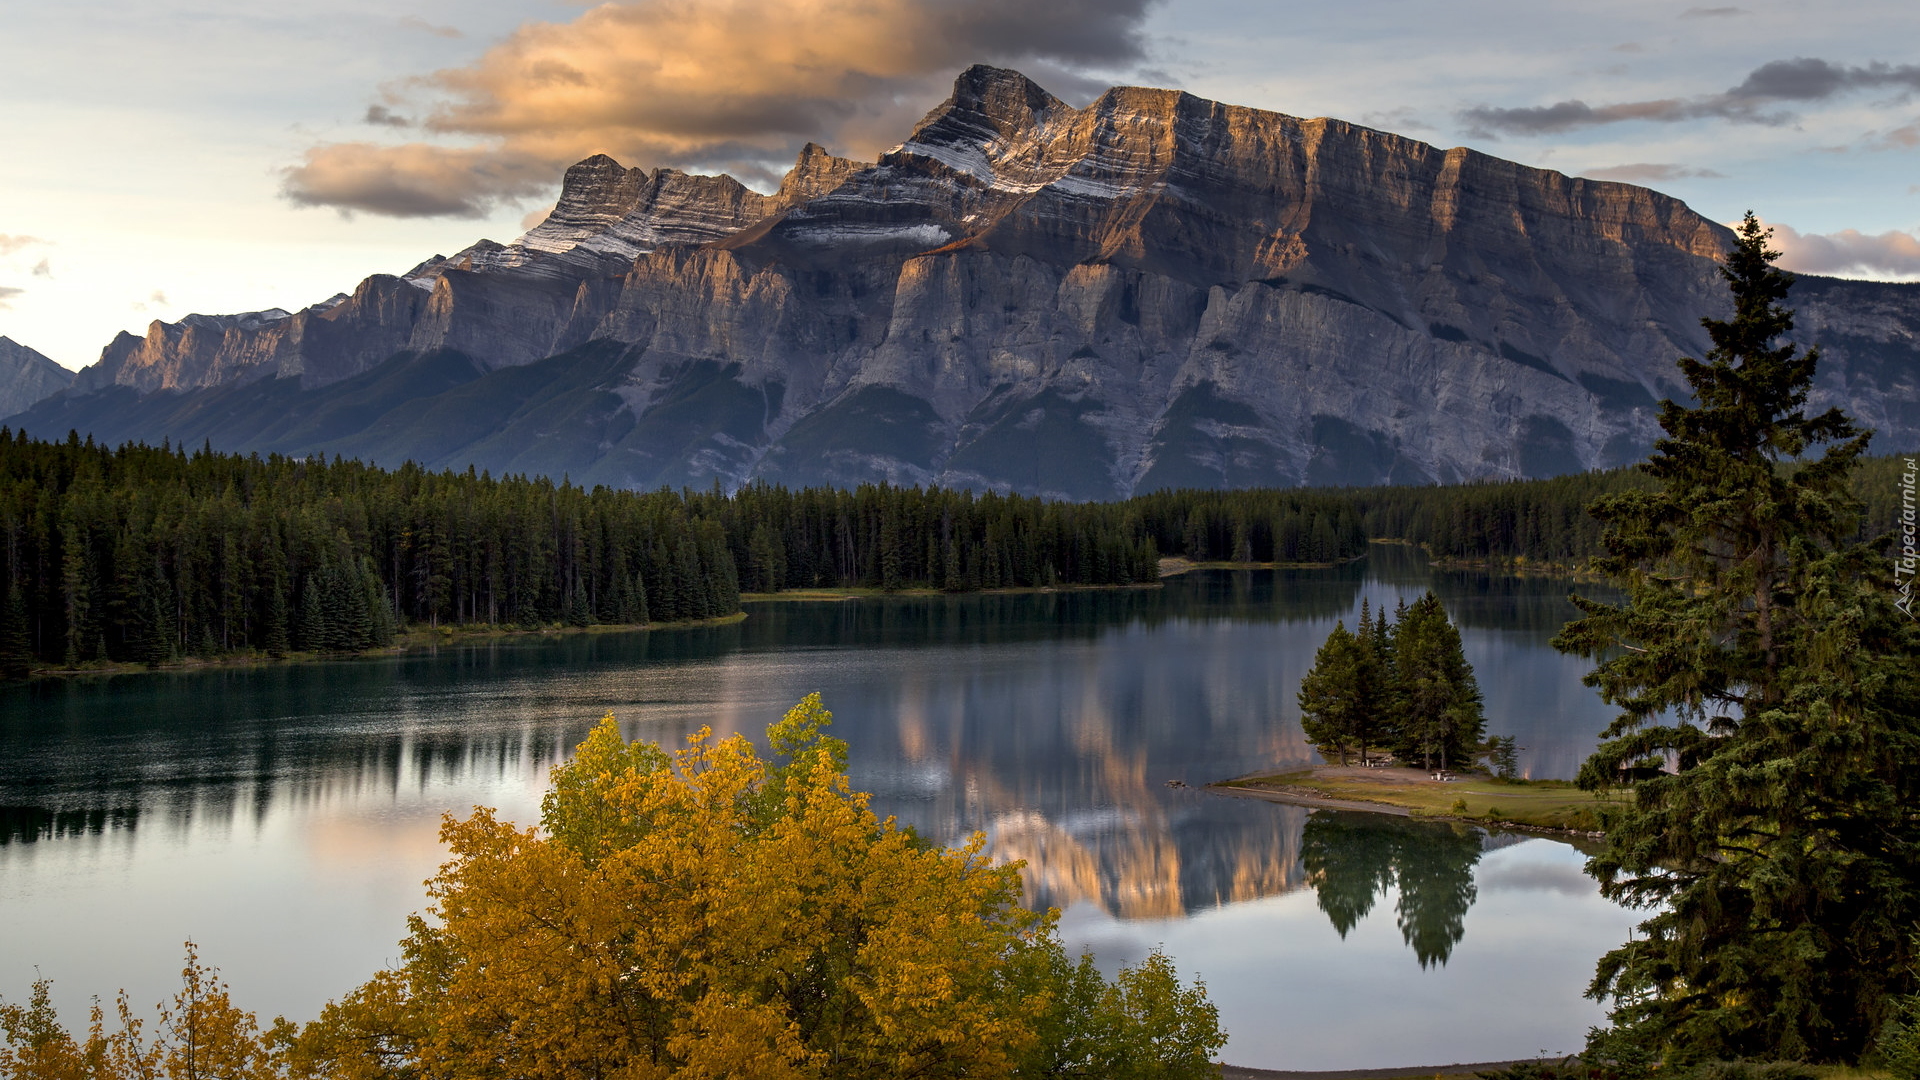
{"left": 0, "top": 337, "right": 75, "bottom": 419}
{"left": 13, "top": 66, "right": 1919, "bottom": 497}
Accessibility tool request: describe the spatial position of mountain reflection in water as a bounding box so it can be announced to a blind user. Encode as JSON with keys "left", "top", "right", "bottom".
{"left": 0, "top": 557, "right": 1629, "bottom": 1058}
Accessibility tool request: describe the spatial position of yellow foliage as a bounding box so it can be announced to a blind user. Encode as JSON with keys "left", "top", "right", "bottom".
{"left": 0, "top": 942, "right": 287, "bottom": 1080}
{"left": 2, "top": 695, "right": 1225, "bottom": 1080}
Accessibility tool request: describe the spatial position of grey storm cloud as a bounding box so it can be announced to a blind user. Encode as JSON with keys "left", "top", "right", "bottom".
{"left": 363, "top": 105, "right": 412, "bottom": 128}
{"left": 1462, "top": 56, "right": 1920, "bottom": 137}
{"left": 283, "top": 0, "right": 1161, "bottom": 218}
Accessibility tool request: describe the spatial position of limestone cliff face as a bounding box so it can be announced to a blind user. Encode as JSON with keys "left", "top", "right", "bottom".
{"left": 71, "top": 276, "right": 431, "bottom": 394}
{"left": 0, "top": 338, "right": 74, "bottom": 418}
{"left": 21, "top": 66, "right": 1920, "bottom": 495}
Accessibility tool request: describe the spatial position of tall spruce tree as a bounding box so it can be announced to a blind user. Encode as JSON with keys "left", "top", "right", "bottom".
{"left": 1389, "top": 592, "right": 1484, "bottom": 772}
{"left": 0, "top": 584, "right": 30, "bottom": 679}
{"left": 1553, "top": 214, "right": 1920, "bottom": 1062}
{"left": 1299, "top": 621, "right": 1360, "bottom": 765}
{"left": 1298, "top": 619, "right": 1388, "bottom": 766}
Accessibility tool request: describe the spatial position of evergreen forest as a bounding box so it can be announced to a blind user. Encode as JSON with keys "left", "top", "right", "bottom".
{"left": 1, "top": 424, "right": 1911, "bottom": 676}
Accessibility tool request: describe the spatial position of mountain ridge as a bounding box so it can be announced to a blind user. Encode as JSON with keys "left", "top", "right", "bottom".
{"left": 0, "top": 337, "right": 74, "bottom": 418}
{"left": 12, "top": 65, "right": 1918, "bottom": 496}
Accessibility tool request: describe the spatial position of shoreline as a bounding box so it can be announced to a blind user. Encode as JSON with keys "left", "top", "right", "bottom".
{"left": 741, "top": 580, "right": 1166, "bottom": 602}
{"left": 1209, "top": 765, "right": 1613, "bottom": 839}
{"left": 1220, "top": 1060, "right": 1536, "bottom": 1080}
{"left": 1157, "top": 556, "right": 1357, "bottom": 575}
{"left": 1207, "top": 782, "right": 1412, "bottom": 817}
{"left": 18, "top": 556, "right": 1601, "bottom": 686}
{"left": 1424, "top": 555, "right": 1608, "bottom": 581}
{"left": 2, "top": 560, "right": 1362, "bottom": 681}
{"left": 18, "top": 612, "right": 749, "bottom": 681}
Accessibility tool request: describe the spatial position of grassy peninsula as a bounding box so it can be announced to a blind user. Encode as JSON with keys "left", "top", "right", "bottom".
{"left": 1214, "top": 765, "right": 1621, "bottom": 835}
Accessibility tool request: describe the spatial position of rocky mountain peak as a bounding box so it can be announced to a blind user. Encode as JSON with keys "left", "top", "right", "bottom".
{"left": 919, "top": 64, "right": 1069, "bottom": 141}
{"left": 19, "top": 65, "right": 1918, "bottom": 496}
{"left": 461, "top": 159, "right": 774, "bottom": 279}
{"left": 773, "top": 143, "right": 867, "bottom": 209}
{"left": 0, "top": 337, "right": 74, "bottom": 420}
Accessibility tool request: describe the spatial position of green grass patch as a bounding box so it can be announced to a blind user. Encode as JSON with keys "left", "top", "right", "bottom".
{"left": 1224, "top": 768, "right": 1625, "bottom": 832}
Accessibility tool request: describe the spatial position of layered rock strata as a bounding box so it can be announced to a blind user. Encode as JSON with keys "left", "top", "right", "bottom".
{"left": 17, "top": 66, "right": 1919, "bottom": 496}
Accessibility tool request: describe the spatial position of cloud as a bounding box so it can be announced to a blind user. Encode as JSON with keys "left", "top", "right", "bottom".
{"left": 283, "top": 0, "right": 1160, "bottom": 217}
{"left": 1360, "top": 106, "right": 1431, "bottom": 132}
{"left": 1679, "top": 6, "right": 1746, "bottom": 17}
{"left": 31, "top": 258, "right": 51, "bottom": 278}
{"left": 1864, "top": 119, "right": 1920, "bottom": 150}
{"left": 0, "top": 234, "right": 47, "bottom": 256}
{"left": 1462, "top": 56, "right": 1920, "bottom": 137}
{"left": 520, "top": 207, "right": 551, "bottom": 231}
{"left": 1462, "top": 97, "right": 1709, "bottom": 135}
{"left": 1582, "top": 163, "right": 1726, "bottom": 182}
{"left": 0, "top": 286, "right": 23, "bottom": 308}
{"left": 1768, "top": 221, "right": 1920, "bottom": 277}
{"left": 398, "top": 15, "right": 462, "bottom": 39}
{"left": 364, "top": 104, "right": 412, "bottom": 128}
{"left": 282, "top": 142, "right": 557, "bottom": 218}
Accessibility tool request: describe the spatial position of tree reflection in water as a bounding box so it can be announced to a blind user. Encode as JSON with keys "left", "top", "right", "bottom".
{"left": 1302, "top": 811, "right": 1483, "bottom": 967}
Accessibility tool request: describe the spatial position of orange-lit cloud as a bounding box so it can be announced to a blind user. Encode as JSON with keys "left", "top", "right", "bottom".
{"left": 1769, "top": 221, "right": 1920, "bottom": 278}
{"left": 282, "top": 0, "right": 1158, "bottom": 218}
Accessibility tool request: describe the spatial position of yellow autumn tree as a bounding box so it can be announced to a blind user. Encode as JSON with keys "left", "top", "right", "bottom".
{"left": 3, "top": 695, "right": 1224, "bottom": 1080}
{"left": 0, "top": 942, "right": 292, "bottom": 1080}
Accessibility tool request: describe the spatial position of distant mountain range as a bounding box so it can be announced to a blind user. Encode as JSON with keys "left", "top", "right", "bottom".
{"left": 0, "top": 337, "right": 74, "bottom": 420}
{"left": 9, "top": 65, "right": 1917, "bottom": 496}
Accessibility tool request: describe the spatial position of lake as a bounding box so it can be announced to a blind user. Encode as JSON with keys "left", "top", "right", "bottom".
{"left": 0, "top": 545, "right": 1636, "bottom": 1070}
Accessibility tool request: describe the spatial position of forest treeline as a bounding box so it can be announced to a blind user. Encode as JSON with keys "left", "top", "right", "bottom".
{"left": 1, "top": 427, "right": 1910, "bottom": 673}
{"left": 0, "top": 433, "right": 742, "bottom": 673}
{"left": 1355, "top": 450, "right": 1915, "bottom": 564}
{"left": 0, "top": 431, "right": 1366, "bottom": 672}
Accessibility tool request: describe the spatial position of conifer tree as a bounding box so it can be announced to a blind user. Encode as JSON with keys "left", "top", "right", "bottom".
{"left": 1388, "top": 592, "right": 1484, "bottom": 772}
{"left": 263, "top": 575, "right": 290, "bottom": 659}
{"left": 297, "top": 578, "right": 325, "bottom": 652}
{"left": 1299, "top": 621, "right": 1365, "bottom": 765}
{"left": 1554, "top": 214, "right": 1920, "bottom": 1062}
{"left": 630, "top": 571, "right": 650, "bottom": 626}
{"left": 0, "top": 585, "right": 29, "bottom": 679}
{"left": 1298, "top": 615, "right": 1388, "bottom": 766}
{"left": 746, "top": 521, "right": 785, "bottom": 593}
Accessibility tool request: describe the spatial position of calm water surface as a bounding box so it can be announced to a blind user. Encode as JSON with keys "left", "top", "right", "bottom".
{"left": 0, "top": 548, "right": 1634, "bottom": 1069}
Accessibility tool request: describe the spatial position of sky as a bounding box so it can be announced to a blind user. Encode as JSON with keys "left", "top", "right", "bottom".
{"left": 3, "top": 0, "right": 1919, "bottom": 370}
